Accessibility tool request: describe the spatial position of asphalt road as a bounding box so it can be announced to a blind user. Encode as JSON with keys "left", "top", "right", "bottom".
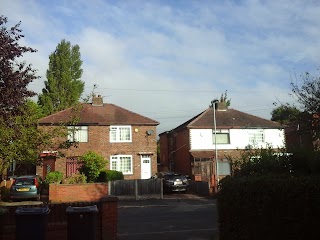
{"left": 117, "top": 194, "right": 219, "bottom": 240}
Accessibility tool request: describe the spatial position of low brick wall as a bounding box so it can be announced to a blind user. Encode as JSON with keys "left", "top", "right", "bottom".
{"left": 49, "top": 183, "right": 108, "bottom": 203}
{"left": 0, "top": 197, "right": 118, "bottom": 240}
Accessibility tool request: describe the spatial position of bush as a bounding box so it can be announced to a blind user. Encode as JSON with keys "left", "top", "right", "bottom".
{"left": 79, "top": 151, "right": 108, "bottom": 182}
{"left": 44, "top": 171, "right": 63, "bottom": 184}
{"left": 64, "top": 173, "right": 87, "bottom": 184}
{"left": 96, "top": 170, "right": 124, "bottom": 182}
{"left": 217, "top": 175, "right": 320, "bottom": 240}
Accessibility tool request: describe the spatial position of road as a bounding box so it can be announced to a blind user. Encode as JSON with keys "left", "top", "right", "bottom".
{"left": 117, "top": 194, "right": 219, "bottom": 240}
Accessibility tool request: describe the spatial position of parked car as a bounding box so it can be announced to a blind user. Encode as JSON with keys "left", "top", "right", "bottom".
{"left": 163, "top": 173, "right": 189, "bottom": 193}
{"left": 10, "top": 175, "right": 41, "bottom": 201}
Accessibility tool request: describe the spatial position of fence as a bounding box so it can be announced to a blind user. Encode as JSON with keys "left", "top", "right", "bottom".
{"left": 109, "top": 178, "right": 163, "bottom": 200}
{"left": 188, "top": 180, "right": 210, "bottom": 196}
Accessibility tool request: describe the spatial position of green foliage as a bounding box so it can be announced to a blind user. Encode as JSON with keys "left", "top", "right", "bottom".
{"left": 64, "top": 173, "right": 87, "bottom": 184}
{"left": 0, "top": 101, "right": 47, "bottom": 173}
{"left": 0, "top": 16, "right": 38, "bottom": 119}
{"left": 227, "top": 145, "right": 320, "bottom": 177}
{"left": 38, "top": 39, "right": 84, "bottom": 115}
{"left": 227, "top": 146, "right": 293, "bottom": 177}
{"left": 271, "top": 104, "right": 300, "bottom": 124}
{"left": 45, "top": 171, "right": 63, "bottom": 184}
{"left": 217, "top": 175, "right": 320, "bottom": 240}
{"left": 96, "top": 170, "right": 124, "bottom": 182}
{"left": 79, "top": 151, "right": 108, "bottom": 182}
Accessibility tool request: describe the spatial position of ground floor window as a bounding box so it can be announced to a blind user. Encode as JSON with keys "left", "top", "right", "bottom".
{"left": 217, "top": 160, "right": 231, "bottom": 175}
{"left": 110, "top": 155, "right": 133, "bottom": 174}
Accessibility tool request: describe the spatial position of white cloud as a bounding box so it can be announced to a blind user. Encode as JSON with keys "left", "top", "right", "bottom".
{"left": 2, "top": 0, "right": 320, "bottom": 134}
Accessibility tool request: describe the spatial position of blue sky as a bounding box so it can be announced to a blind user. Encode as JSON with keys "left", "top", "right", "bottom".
{"left": 2, "top": 0, "right": 320, "bottom": 134}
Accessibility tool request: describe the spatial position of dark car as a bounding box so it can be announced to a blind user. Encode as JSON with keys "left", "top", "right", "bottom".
{"left": 163, "top": 173, "right": 189, "bottom": 193}
{"left": 10, "top": 175, "right": 41, "bottom": 201}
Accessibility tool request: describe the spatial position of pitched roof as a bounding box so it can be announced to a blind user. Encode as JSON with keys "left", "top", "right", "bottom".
{"left": 188, "top": 108, "right": 282, "bottom": 129}
{"left": 38, "top": 103, "right": 159, "bottom": 126}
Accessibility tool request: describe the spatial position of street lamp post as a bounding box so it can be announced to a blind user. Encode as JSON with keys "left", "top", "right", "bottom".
{"left": 211, "top": 100, "right": 219, "bottom": 193}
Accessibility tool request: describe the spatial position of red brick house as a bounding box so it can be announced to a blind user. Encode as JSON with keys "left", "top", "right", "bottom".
{"left": 159, "top": 101, "right": 285, "bottom": 190}
{"left": 37, "top": 95, "right": 159, "bottom": 180}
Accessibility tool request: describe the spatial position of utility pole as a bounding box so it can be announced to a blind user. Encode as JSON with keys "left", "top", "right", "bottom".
{"left": 210, "top": 99, "right": 219, "bottom": 193}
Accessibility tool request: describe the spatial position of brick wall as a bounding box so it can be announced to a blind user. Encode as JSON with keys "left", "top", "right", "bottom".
{"left": 0, "top": 197, "right": 118, "bottom": 240}
{"left": 49, "top": 183, "right": 108, "bottom": 203}
{"left": 38, "top": 125, "right": 158, "bottom": 180}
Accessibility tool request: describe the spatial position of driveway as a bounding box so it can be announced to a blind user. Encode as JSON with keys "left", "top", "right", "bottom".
{"left": 118, "top": 194, "right": 218, "bottom": 240}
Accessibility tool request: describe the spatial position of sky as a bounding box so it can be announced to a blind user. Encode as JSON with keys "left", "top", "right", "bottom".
{"left": 2, "top": 0, "right": 320, "bottom": 135}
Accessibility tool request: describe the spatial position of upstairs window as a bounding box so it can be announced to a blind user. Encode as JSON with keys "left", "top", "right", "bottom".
{"left": 67, "top": 126, "right": 88, "bottom": 142}
{"left": 213, "top": 129, "right": 230, "bottom": 144}
{"left": 249, "top": 130, "right": 264, "bottom": 145}
{"left": 110, "top": 126, "right": 132, "bottom": 142}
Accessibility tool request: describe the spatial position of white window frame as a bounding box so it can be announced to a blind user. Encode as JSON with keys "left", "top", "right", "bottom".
{"left": 110, "top": 125, "right": 132, "bottom": 142}
{"left": 213, "top": 129, "right": 230, "bottom": 144}
{"left": 110, "top": 155, "right": 133, "bottom": 175}
{"left": 248, "top": 130, "right": 264, "bottom": 145}
{"left": 67, "top": 126, "right": 88, "bottom": 142}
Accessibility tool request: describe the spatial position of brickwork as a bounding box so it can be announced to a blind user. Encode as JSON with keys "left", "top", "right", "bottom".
{"left": 38, "top": 125, "right": 158, "bottom": 180}
{"left": 49, "top": 183, "right": 108, "bottom": 203}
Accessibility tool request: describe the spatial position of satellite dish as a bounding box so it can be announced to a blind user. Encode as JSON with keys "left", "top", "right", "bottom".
{"left": 146, "top": 130, "right": 154, "bottom": 135}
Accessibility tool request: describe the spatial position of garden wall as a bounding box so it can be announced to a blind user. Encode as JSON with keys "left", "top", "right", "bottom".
{"left": 49, "top": 183, "right": 108, "bottom": 203}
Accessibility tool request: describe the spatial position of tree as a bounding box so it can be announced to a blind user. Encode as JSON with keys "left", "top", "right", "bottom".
{"left": 291, "top": 70, "right": 320, "bottom": 148}
{"left": 0, "top": 16, "right": 40, "bottom": 175}
{"left": 271, "top": 104, "right": 300, "bottom": 124}
{"left": 0, "top": 101, "right": 45, "bottom": 174}
{"left": 291, "top": 71, "right": 320, "bottom": 114}
{"left": 79, "top": 151, "right": 108, "bottom": 182}
{"left": 0, "top": 16, "right": 38, "bottom": 119}
{"left": 38, "top": 39, "right": 84, "bottom": 115}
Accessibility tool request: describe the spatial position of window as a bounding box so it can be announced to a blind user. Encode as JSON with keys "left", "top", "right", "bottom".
{"left": 110, "top": 155, "right": 133, "bottom": 174}
{"left": 217, "top": 161, "right": 231, "bottom": 175}
{"left": 212, "top": 129, "right": 230, "bottom": 144}
{"left": 249, "top": 130, "right": 264, "bottom": 145}
{"left": 110, "top": 126, "right": 132, "bottom": 142}
{"left": 68, "top": 126, "right": 88, "bottom": 142}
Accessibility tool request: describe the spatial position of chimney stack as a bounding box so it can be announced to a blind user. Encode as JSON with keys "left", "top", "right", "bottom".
{"left": 217, "top": 100, "right": 227, "bottom": 111}
{"left": 92, "top": 94, "right": 103, "bottom": 106}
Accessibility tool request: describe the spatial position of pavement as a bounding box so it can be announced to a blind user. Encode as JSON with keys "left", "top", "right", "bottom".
{"left": 118, "top": 193, "right": 215, "bottom": 208}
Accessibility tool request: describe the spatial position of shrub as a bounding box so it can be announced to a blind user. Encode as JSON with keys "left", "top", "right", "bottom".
{"left": 64, "top": 173, "right": 87, "bottom": 184}
{"left": 96, "top": 170, "right": 124, "bottom": 182}
{"left": 44, "top": 171, "right": 63, "bottom": 184}
{"left": 79, "top": 151, "right": 108, "bottom": 182}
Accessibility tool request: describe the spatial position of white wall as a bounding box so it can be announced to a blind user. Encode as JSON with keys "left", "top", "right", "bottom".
{"left": 190, "top": 128, "right": 285, "bottom": 150}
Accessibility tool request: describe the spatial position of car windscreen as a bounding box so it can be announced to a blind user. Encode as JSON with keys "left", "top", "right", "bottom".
{"left": 166, "top": 175, "right": 186, "bottom": 180}
{"left": 14, "top": 178, "right": 35, "bottom": 185}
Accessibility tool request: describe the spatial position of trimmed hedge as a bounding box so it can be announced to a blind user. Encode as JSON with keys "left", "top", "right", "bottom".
{"left": 96, "top": 170, "right": 124, "bottom": 182}
{"left": 217, "top": 175, "right": 320, "bottom": 240}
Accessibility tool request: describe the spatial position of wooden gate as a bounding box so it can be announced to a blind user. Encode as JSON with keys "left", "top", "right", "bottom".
{"left": 66, "top": 157, "right": 82, "bottom": 177}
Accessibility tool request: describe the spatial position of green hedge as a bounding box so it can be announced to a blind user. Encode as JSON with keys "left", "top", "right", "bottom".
{"left": 217, "top": 175, "right": 320, "bottom": 240}
{"left": 96, "top": 170, "right": 124, "bottom": 182}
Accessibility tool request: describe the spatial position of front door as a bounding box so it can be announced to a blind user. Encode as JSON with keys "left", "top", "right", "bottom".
{"left": 141, "top": 155, "right": 151, "bottom": 179}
